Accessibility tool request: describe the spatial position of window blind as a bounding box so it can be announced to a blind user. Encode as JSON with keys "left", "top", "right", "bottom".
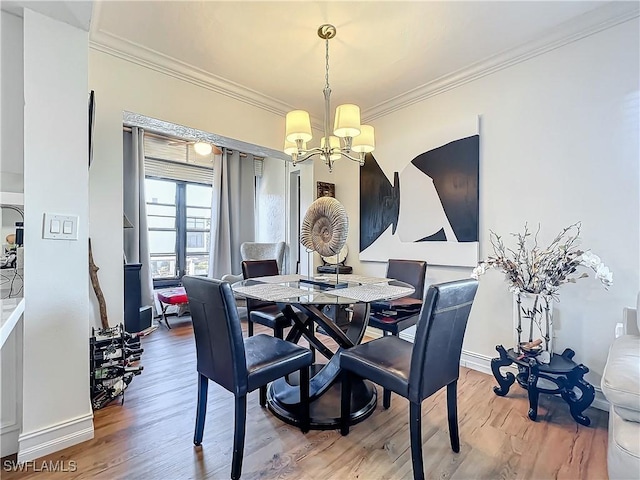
{"left": 144, "top": 158, "right": 213, "bottom": 185}
{"left": 142, "top": 134, "right": 214, "bottom": 185}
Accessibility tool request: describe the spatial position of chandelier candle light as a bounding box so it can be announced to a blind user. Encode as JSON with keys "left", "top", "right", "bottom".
{"left": 284, "top": 24, "right": 375, "bottom": 173}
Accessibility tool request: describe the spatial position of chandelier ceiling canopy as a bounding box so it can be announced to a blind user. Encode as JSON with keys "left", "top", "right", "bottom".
{"left": 284, "top": 24, "right": 375, "bottom": 173}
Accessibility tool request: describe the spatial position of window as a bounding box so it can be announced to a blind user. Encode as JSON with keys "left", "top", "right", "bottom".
{"left": 146, "top": 178, "right": 212, "bottom": 285}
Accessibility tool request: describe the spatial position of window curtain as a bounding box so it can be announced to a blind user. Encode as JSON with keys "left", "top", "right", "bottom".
{"left": 209, "top": 149, "right": 256, "bottom": 279}
{"left": 123, "top": 127, "right": 154, "bottom": 311}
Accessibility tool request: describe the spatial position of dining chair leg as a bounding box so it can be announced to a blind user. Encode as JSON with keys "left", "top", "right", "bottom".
{"left": 409, "top": 401, "right": 425, "bottom": 480}
{"left": 447, "top": 381, "right": 460, "bottom": 453}
{"left": 259, "top": 385, "right": 267, "bottom": 407}
{"left": 299, "top": 366, "right": 310, "bottom": 433}
{"left": 340, "top": 370, "right": 352, "bottom": 436}
{"left": 275, "top": 325, "right": 283, "bottom": 339}
{"left": 231, "top": 395, "right": 247, "bottom": 480}
{"left": 383, "top": 388, "right": 392, "bottom": 409}
{"left": 248, "top": 319, "right": 254, "bottom": 337}
{"left": 193, "top": 373, "right": 208, "bottom": 446}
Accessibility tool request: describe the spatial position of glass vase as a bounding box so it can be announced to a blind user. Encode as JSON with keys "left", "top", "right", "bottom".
{"left": 513, "top": 292, "right": 553, "bottom": 354}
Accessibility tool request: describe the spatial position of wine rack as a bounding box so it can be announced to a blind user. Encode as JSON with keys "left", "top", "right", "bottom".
{"left": 89, "top": 323, "right": 146, "bottom": 410}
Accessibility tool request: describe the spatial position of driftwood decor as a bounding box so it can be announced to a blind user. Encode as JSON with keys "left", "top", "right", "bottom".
{"left": 89, "top": 238, "right": 109, "bottom": 329}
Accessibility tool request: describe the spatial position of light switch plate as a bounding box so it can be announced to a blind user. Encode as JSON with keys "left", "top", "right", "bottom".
{"left": 43, "top": 213, "right": 78, "bottom": 240}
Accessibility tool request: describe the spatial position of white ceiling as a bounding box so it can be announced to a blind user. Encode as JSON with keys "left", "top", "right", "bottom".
{"left": 89, "top": 1, "right": 635, "bottom": 123}
{"left": 3, "top": 1, "right": 92, "bottom": 30}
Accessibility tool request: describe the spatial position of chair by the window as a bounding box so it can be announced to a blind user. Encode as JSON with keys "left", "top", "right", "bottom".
{"left": 241, "top": 259, "right": 292, "bottom": 338}
{"left": 182, "top": 276, "right": 312, "bottom": 480}
{"left": 339, "top": 279, "right": 478, "bottom": 480}
{"left": 221, "top": 241, "right": 286, "bottom": 284}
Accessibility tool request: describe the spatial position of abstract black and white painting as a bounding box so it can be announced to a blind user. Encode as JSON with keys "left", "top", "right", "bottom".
{"left": 360, "top": 117, "right": 479, "bottom": 267}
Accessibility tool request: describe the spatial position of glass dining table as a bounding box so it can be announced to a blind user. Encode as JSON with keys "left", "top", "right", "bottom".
{"left": 233, "top": 273, "right": 415, "bottom": 430}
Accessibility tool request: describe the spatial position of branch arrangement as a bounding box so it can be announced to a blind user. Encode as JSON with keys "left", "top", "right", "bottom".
{"left": 472, "top": 222, "right": 612, "bottom": 299}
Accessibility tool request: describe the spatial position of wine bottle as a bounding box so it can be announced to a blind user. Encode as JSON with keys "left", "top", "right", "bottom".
{"left": 93, "top": 345, "right": 143, "bottom": 361}
{"left": 94, "top": 365, "right": 143, "bottom": 380}
{"left": 125, "top": 346, "right": 144, "bottom": 355}
{"left": 122, "top": 369, "right": 142, "bottom": 385}
{"left": 125, "top": 336, "right": 141, "bottom": 348}
{"left": 125, "top": 354, "right": 142, "bottom": 363}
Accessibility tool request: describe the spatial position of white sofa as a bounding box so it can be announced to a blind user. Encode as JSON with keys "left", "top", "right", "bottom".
{"left": 601, "top": 293, "right": 640, "bottom": 480}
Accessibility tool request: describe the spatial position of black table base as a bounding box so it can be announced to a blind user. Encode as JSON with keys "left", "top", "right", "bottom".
{"left": 267, "top": 366, "right": 377, "bottom": 430}
{"left": 262, "top": 302, "right": 377, "bottom": 430}
{"left": 491, "top": 344, "right": 594, "bottom": 426}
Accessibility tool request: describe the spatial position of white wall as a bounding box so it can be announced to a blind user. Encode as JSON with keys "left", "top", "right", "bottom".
{"left": 88, "top": 50, "right": 287, "bottom": 327}
{"left": 0, "top": 10, "right": 24, "bottom": 193}
{"left": 20, "top": 9, "right": 93, "bottom": 460}
{"left": 343, "top": 19, "right": 639, "bottom": 386}
{"left": 256, "top": 156, "right": 286, "bottom": 243}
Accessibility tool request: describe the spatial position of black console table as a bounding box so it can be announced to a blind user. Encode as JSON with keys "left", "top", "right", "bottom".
{"left": 491, "top": 345, "right": 595, "bottom": 426}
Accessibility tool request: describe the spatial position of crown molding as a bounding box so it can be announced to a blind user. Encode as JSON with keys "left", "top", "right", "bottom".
{"left": 123, "top": 112, "right": 289, "bottom": 161}
{"left": 89, "top": 30, "right": 295, "bottom": 119}
{"left": 90, "top": 2, "right": 638, "bottom": 126}
{"left": 362, "top": 2, "right": 640, "bottom": 122}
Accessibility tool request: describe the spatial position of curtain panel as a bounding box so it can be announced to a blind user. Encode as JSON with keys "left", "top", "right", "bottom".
{"left": 209, "top": 149, "right": 256, "bottom": 279}
{"left": 123, "top": 127, "right": 155, "bottom": 311}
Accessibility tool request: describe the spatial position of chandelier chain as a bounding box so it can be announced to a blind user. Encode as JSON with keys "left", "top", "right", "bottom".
{"left": 325, "top": 37, "right": 330, "bottom": 91}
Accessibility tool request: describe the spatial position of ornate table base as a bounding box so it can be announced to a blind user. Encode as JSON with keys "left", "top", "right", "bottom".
{"left": 491, "top": 344, "right": 594, "bottom": 426}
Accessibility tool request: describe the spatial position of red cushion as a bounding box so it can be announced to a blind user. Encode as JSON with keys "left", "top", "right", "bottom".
{"left": 157, "top": 287, "right": 188, "bottom": 305}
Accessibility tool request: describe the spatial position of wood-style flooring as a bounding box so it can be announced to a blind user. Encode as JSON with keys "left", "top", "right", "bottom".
{"left": 3, "top": 315, "right": 609, "bottom": 479}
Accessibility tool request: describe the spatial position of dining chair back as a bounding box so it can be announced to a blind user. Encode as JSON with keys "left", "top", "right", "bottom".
{"left": 183, "top": 276, "right": 312, "bottom": 480}
{"left": 369, "top": 258, "right": 427, "bottom": 406}
{"left": 339, "top": 278, "right": 478, "bottom": 480}
{"left": 241, "top": 259, "right": 293, "bottom": 338}
{"left": 387, "top": 259, "right": 427, "bottom": 300}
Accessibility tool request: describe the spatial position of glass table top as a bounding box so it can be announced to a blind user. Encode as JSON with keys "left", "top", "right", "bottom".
{"left": 233, "top": 274, "right": 415, "bottom": 306}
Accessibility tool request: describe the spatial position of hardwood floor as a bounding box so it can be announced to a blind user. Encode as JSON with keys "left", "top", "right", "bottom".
{"left": 3, "top": 316, "right": 609, "bottom": 479}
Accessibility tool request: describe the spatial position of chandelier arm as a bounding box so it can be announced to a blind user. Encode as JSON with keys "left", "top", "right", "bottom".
{"left": 338, "top": 150, "right": 366, "bottom": 164}
{"left": 296, "top": 148, "right": 325, "bottom": 163}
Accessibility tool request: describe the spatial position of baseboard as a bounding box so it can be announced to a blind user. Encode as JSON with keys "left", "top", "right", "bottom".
{"left": 369, "top": 327, "right": 610, "bottom": 412}
{"left": 18, "top": 412, "right": 94, "bottom": 463}
{"left": 365, "top": 326, "right": 383, "bottom": 340}
{"left": 460, "top": 349, "right": 494, "bottom": 376}
{"left": 592, "top": 388, "right": 609, "bottom": 412}
{"left": 1, "top": 423, "right": 20, "bottom": 458}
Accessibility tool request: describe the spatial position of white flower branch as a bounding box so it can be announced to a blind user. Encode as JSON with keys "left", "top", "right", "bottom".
{"left": 471, "top": 222, "right": 613, "bottom": 298}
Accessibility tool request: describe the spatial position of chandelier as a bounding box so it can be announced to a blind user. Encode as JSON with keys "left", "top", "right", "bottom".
{"left": 284, "top": 24, "right": 375, "bottom": 173}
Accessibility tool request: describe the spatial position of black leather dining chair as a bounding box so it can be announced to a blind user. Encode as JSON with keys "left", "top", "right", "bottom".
{"left": 368, "top": 259, "right": 427, "bottom": 337}
{"left": 339, "top": 279, "right": 478, "bottom": 480}
{"left": 182, "top": 276, "right": 312, "bottom": 480}
{"left": 242, "top": 259, "right": 293, "bottom": 339}
{"left": 368, "top": 258, "right": 427, "bottom": 407}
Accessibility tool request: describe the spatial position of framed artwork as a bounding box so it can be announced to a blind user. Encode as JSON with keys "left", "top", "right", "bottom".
{"left": 88, "top": 90, "right": 95, "bottom": 167}
{"left": 359, "top": 117, "right": 480, "bottom": 267}
{"left": 317, "top": 181, "right": 335, "bottom": 199}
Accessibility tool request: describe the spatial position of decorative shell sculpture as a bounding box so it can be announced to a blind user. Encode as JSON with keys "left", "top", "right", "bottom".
{"left": 301, "top": 197, "right": 349, "bottom": 257}
{"left": 321, "top": 244, "right": 349, "bottom": 265}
